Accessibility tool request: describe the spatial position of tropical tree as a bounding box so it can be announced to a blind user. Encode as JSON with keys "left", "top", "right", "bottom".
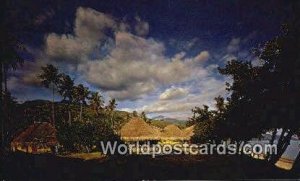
{"left": 126, "top": 113, "right": 131, "bottom": 121}
{"left": 0, "top": 0, "right": 26, "bottom": 148}
{"left": 58, "top": 73, "right": 74, "bottom": 124}
{"left": 1, "top": 91, "right": 17, "bottom": 146}
{"left": 58, "top": 74, "right": 74, "bottom": 101}
{"left": 258, "top": 23, "right": 300, "bottom": 164}
{"left": 89, "top": 91, "right": 104, "bottom": 117}
{"left": 73, "top": 84, "right": 90, "bottom": 122}
{"left": 57, "top": 120, "right": 120, "bottom": 152}
{"left": 0, "top": 40, "right": 24, "bottom": 148}
{"left": 214, "top": 96, "right": 226, "bottom": 113}
{"left": 132, "top": 110, "right": 138, "bottom": 117}
{"left": 38, "top": 64, "right": 61, "bottom": 125}
{"left": 189, "top": 105, "right": 216, "bottom": 143}
{"left": 141, "top": 111, "right": 149, "bottom": 123}
{"left": 0, "top": 0, "right": 26, "bottom": 95}
{"left": 106, "top": 98, "right": 117, "bottom": 128}
{"left": 215, "top": 23, "right": 300, "bottom": 164}
{"left": 218, "top": 60, "right": 265, "bottom": 143}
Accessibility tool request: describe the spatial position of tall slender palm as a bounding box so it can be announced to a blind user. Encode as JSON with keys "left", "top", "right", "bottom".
{"left": 0, "top": 39, "right": 24, "bottom": 148}
{"left": 38, "top": 64, "right": 61, "bottom": 125}
{"left": 58, "top": 74, "right": 74, "bottom": 124}
{"left": 141, "top": 111, "right": 149, "bottom": 123}
{"left": 0, "top": 10, "right": 25, "bottom": 93}
{"left": 106, "top": 98, "right": 117, "bottom": 128}
{"left": 1, "top": 40, "right": 24, "bottom": 143}
{"left": 58, "top": 74, "right": 74, "bottom": 101}
{"left": 0, "top": 16, "right": 25, "bottom": 148}
{"left": 73, "top": 84, "right": 90, "bottom": 122}
{"left": 89, "top": 92, "right": 104, "bottom": 116}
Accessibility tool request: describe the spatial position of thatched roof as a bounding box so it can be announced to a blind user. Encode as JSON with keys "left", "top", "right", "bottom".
{"left": 120, "top": 118, "right": 195, "bottom": 141}
{"left": 11, "top": 122, "right": 57, "bottom": 146}
{"left": 182, "top": 125, "right": 195, "bottom": 140}
{"left": 161, "top": 124, "right": 187, "bottom": 140}
{"left": 120, "top": 118, "right": 161, "bottom": 141}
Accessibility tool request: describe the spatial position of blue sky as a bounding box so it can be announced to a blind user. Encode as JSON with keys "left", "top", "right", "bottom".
{"left": 8, "top": 0, "right": 292, "bottom": 120}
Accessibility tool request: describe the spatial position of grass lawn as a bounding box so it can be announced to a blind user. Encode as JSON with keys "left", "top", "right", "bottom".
{"left": 59, "top": 152, "right": 106, "bottom": 160}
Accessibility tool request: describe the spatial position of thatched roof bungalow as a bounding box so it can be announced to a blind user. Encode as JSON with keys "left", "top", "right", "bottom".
{"left": 120, "top": 118, "right": 195, "bottom": 142}
{"left": 11, "top": 122, "right": 58, "bottom": 154}
{"left": 120, "top": 118, "right": 161, "bottom": 141}
{"left": 161, "top": 124, "right": 187, "bottom": 141}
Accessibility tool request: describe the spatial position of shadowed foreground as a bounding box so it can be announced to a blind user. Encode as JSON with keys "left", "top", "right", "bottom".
{"left": 1, "top": 152, "right": 299, "bottom": 180}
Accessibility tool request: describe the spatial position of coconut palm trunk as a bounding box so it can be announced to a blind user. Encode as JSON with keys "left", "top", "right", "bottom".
{"left": 80, "top": 103, "right": 83, "bottom": 122}
{"left": 110, "top": 111, "right": 114, "bottom": 128}
{"left": 68, "top": 109, "right": 72, "bottom": 125}
{"left": 38, "top": 64, "right": 61, "bottom": 126}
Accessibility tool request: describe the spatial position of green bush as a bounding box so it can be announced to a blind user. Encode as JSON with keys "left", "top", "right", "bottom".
{"left": 57, "top": 119, "right": 121, "bottom": 152}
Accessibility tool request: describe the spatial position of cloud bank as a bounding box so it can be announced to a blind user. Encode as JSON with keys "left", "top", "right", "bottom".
{"left": 43, "top": 7, "right": 212, "bottom": 101}
{"left": 10, "top": 6, "right": 232, "bottom": 119}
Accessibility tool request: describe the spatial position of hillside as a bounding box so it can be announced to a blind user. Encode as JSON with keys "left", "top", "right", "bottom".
{"left": 150, "top": 115, "right": 187, "bottom": 129}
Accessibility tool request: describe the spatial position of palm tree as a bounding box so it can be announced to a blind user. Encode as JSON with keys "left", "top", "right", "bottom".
{"left": 132, "top": 110, "right": 138, "bottom": 117}
{"left": 0, "top": 12, "right": 25, "bottom": 148}
{"left": 0, "top": 39, "right": 24, "bottom": 149}
{"left": 106, "top": 98, "right": 117, "bottom": 128}
{"left": 58, "top": 74, "right": 74, "bottom": 124}
{"left": 141, "top": 111, "right": 150, "bottom": 123}
{"left": 89, "top": 91, "right": 104, "bottom": 117}
{"left": 73, "top": 84, "right": 90, "bottom": 122}
{"left": 38, "top": 64, "right": 61, "bottom": 125}
{"left": 0, "top": 14, "right": 25, "bottom": 93}
{"left": 58, "top": 74, "right": 74, "bottom": 101}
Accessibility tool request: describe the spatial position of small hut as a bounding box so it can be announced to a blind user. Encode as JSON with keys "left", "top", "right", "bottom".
{"left": 11, "top": 122, "right": 58, "bottom": 154}
{"left": 120, "top": 118, "right": 195, "bottom": 143}
{"left": 161, "top": 124, "right": 187, "bottom": 141}
{"left": 120, "top": 118, "right": 161, "bottom": 142}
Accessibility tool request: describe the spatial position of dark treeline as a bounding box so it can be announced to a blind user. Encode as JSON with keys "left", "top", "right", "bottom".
{"left": 188, "top": 21, "right": 300, "bottom": 170}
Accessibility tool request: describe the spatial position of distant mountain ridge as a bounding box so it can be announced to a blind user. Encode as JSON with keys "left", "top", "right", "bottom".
{"left": 150, "top": 115, "right": 187, "bottom": 128}
{"left": 152, "top": 115, "right": 186, "bottom": 122}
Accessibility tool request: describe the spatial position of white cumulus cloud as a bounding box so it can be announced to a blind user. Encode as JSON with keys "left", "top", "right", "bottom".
{"left": 194, "top": 50, "right": 210, "bottom": 62}
{"left": 159, "top": 86, "right": 189, "bottom": 100}
{"left": 45, "top": 7, "right": 117, "bottom": 61}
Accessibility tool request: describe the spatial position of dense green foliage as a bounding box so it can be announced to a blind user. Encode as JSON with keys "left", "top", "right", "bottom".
{"left": 0, "top": 0, "right": 27, "bottom": 148}
{"left": 4, "top": 99, "right": 129, "bottom": 151}
{"left": 57, "top": 120, "right": 120, "bottom": 152}
{"left": 190, "top": 23, "right": 300, "bottom": 166}
{"left": 189, "top": 97, "right": 226, "bottom": 144}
